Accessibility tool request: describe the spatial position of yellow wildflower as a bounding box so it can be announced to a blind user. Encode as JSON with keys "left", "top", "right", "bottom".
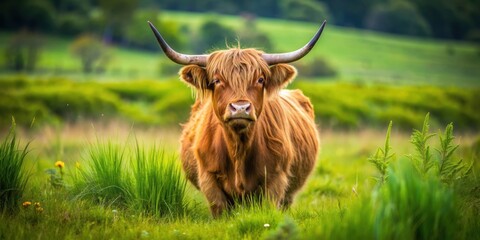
{"left": 34, "top": 202, "right": 41, "bottom": 208}
{"left": 55, "top": 161, "right": 65, "bottom": 169}
{"left": 36, "top": 207, "right": 44, "bottom": 213}
{"left": 75, "top": 161, "right": 80, "bottom": 169}
{"left": 22, "top": 201, "right": 32, "bottom": 208}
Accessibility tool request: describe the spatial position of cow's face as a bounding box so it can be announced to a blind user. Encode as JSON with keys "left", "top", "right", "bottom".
{"left": 180, "top": 49, "right": 296, "bottom": 133}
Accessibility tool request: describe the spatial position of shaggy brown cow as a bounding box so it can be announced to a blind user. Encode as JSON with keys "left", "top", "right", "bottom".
{"left": 149, "top": 21, "right": 325, "bottom": 217}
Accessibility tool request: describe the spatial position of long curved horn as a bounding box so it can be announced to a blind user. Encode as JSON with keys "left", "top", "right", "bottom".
{"left": 262, "top": 20, "right": 326, "bottom": 65}
{"left": 148, "top": 21, "right": 208, "bottom": 66}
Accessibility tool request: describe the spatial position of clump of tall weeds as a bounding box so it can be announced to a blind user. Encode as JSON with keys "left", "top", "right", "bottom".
{"left": 408, "top": 113, "right": 471, "bottom": 181}
{"left": 370, "top": 113, "right": 472, "bottom": 185}
{"left": 365, "top": 113, "right": 475, "bottom": 239}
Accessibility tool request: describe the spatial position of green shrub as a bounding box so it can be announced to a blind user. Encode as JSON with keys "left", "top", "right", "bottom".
{"left": 0, "top": 120, "right": 31, "bottom": 214}
{"left": 293, "top": 57, "right": 337, "bottom": 78}
{"left": 2, "top": 76, "right": 479, "bottom": 130}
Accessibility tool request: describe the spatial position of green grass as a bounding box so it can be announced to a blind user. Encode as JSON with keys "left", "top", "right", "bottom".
{"left": 0, "top": 120, "right": 31, "bottom": 214}
{"left": 70, "top": 136, "right": 188, "bottom": 218}
{"left": 1, "top": 11, "right": 480, "bottom": 85}
{"left": 0, "top": 117, "right": 478, "bottom": 239}
{"left": 72, "top": 139, "right": 131, "bottom": 206}
{"left": 131, "top": 142, "right": 187, "bottom": 217}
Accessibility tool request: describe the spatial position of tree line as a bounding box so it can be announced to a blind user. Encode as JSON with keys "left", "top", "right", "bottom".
{"left": 147, "top": 0, "right": 480, "bottom": 41}
{"left": 1, "top": 0, "right": 479, "bottom": 41}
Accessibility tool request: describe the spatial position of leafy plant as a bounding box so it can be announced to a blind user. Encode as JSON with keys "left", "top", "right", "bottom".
{"left": 407, "top": 113, "right": 472, "bottom": 182}
{"left": 0, "top": 119, "right": 31, "bottom": 213}
{"left": 436, "top": 123, "right": 472, "bottom": 183}
{"left": 368, "top": 121, "right": 395, "bottom": 186}
{"left": 409, "top": 113, "right": 436, "bottom": 175}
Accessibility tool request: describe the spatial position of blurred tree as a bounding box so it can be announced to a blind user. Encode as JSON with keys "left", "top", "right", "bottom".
{"left": 411, "top": 0, "right": 480, "bottom": 39}
{"left": 0, "top": 0, "right": 56, "bottom": 32}
{"left": 98, "top": 0, "right": 139, "bottom": 42}
{"left": 280, "top": 0, "right": 330, "bottom": 23}
{"left": 323, "top": 0, "right": 381, "bottom": 27}
{"left": 50, "top": 0, "right": 90, "bottom": 14}
{"left": 57, "top": 13, "right": 90, "bottom": 36}
{"left": 237, "top": 16, "right": 274, "bottom": 52}
{"left": 70, "top": 34, "right": 110, "bottom": 73}
{"left": 365, "top": 1, "right": 432, "bottom": 37}
{"left": 4, "top": 31, "right": 43, "bottom": 72}
{"left": 125, "top": 9, "right": 186, "bottom": 51}
{"left": 238, "top": 0, "right": 281, "bottom": 18}
{"left": 197, "top": 20, "right": 237, "bottom": 52}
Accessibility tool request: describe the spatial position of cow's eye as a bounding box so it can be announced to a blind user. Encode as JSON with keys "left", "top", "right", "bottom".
{"left": 257, "top": 77, "right": 264, "bottom": 85}
{"left": 212, "top": 79, "right": 221, "bottom": 86}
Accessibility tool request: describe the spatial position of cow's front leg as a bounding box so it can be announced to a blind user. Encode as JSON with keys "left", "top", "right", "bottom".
{"left": 265, "top": 172, "right": 289, "bottom": 209}
{"left": 199, "top": 171, "right": 228, "bottom": 218}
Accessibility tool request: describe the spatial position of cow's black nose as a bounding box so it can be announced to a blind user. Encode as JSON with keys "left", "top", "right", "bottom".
{"left": 229, "top": 101, "right": 251, "bottom": 115}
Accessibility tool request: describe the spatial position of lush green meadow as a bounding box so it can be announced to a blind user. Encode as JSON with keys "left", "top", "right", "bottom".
{"left": 1, "top": 11, "right": 480, "bottom": 240}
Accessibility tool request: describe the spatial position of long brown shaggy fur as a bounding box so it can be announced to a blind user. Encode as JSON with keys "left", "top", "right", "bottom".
{"left": 179, "top": 48, "right": 319, "bottom": 217}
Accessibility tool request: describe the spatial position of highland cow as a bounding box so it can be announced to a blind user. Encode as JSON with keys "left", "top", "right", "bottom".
{"left": 149, "top": 21, "right": 325, "bottom": 217}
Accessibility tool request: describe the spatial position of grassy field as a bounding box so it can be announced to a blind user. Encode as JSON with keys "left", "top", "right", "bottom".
{"left": 0, "top": 118, "right": 479, "bottom": 239}
{"left": 1, "top": 11, "right": 479, "bottom": 85}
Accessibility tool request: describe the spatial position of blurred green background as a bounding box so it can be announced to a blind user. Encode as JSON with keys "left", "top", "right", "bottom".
{"left": 0, "top": 0, "right": 479, "bottom": 130}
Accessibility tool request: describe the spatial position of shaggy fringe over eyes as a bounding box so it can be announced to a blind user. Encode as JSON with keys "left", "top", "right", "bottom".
{"left": 206, "top": 48, "right": 271, "bottom": 97}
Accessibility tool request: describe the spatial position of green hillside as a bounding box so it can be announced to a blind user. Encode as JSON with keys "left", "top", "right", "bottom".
{"left": 1, "top": 11, "right": 479, "bottom": 86}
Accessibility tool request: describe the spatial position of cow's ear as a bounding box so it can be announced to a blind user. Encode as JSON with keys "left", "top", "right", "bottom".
{"left": 267, "top": 64, "right": 297, "bottom": 93}
{"left": 179, "top": 65, "right": 209, "bottom": 90}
